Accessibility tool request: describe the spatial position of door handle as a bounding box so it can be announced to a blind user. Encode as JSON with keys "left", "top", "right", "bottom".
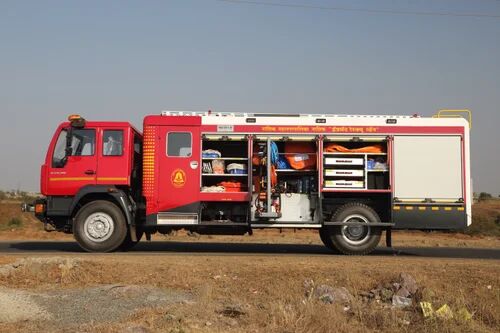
{"left": 84, "top": 170, "right": 96, "bottom": 175}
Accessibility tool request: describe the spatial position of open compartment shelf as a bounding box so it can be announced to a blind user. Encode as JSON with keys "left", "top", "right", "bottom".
{"left": 255, "top": 139, "right": 319, "bottom": 194}
{"left": 201, "top": 136, "right": 249, "bottom": 193}
{"left": 322, "top": 138, "right": 390, "bottom": 191}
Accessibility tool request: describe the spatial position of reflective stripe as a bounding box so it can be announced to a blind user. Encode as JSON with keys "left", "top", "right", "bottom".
{"left": 394, "top": 206, "right": 465, "bottom": 212}
{"left": 96, "top": 177, "right": 128, "bottom": 181}
{"left": 49, "top": 177, "right": 95, "bottom": 181}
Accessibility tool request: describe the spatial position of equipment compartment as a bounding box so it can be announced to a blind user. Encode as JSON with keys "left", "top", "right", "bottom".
{"left": 201, "top": 136, "right": 249, "bottom": 193}
{"left": 322, "top": 138, "right": 390, "bottom": 191}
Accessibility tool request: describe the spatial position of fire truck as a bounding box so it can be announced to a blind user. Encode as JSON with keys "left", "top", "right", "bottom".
{"left": 32, "top": 110, "right": 472, "bottom": 254}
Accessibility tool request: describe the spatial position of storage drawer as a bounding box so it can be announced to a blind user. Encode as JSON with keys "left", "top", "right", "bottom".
{"left": 325, "top": 169, "right": 364, "bottom": 177}
{"left": 324, "top": 180, "right": 364, "bottom": 188}
{"left": 324, "top": 157, "right": 364, "bottom": 165}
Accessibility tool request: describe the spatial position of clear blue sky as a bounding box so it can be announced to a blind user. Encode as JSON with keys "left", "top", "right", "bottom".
{"left": 0, "top": 0, "right": 499, "bottom": 194}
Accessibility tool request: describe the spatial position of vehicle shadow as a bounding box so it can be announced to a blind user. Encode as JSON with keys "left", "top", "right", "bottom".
{"left": 5, "top": 241, "right": 500, "bottom": 259}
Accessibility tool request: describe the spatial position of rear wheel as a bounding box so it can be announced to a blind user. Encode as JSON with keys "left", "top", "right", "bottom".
{"left": 73, "top": 200, "right": 127, "bottom": 252}
{"left": 325, "top": 203, "right": 382, "bottom": 255}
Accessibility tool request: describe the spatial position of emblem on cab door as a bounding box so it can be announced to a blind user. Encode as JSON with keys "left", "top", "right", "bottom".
{"left": 171, "top": 169, "right": 186, "bottom": 188}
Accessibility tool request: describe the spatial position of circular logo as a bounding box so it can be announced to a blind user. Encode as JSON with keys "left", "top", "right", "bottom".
{"left": 171, "top": 169, "right": 187, "bottom": 188}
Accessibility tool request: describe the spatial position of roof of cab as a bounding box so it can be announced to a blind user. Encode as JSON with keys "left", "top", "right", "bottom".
{"left": 61, "top": 121, "right": 142, "bottom": 135}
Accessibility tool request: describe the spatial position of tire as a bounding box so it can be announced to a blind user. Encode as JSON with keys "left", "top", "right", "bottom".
{"left": 73, "top": 200, "right": 128, "bottom": 252}
{"left": 326, "top": 203, "right": 382, "bottom": 255}
{"left": 319, "top": 227, "right": 339, "bottom": 253}
{"left": 119, "top": 227, "right": 144, "bottom": 251}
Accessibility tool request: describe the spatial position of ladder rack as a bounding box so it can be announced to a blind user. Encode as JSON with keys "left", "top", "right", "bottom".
{"left": 161, "top": 110, "right": 415, "bottom": 119}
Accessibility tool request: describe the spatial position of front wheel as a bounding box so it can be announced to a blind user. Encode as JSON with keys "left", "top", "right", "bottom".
{"left": 73, "top": 200, "right": 128, "bottom": 252}
{"left": 325, "top": 203, "right": 382, "bottom": 255}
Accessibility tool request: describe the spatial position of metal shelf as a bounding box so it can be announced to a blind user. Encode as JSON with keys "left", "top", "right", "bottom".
{"left": 323, "top": 152, "right": 387, "bottom": 156}
{"left": 202, "top": 173, "right": 248, "bottom": 176}
{"left": 202, "top": 157, "right": 248, "bottom": 160}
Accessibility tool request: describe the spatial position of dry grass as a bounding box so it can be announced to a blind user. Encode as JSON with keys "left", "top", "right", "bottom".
{"left": 0, "top": 201, "right": 70, "bottom": 240}
{"left": 0, "top": 254, "right": 498, "bottom": 332}
{"left": 467, "top": 200, "right": 500, "bottom": 237}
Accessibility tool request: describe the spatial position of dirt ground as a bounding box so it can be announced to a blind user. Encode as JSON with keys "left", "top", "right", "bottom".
{"left": 0, "top": 200, "right": 499, "bottom": 332}
{"left": 0, "top": 255, "right": 498, "bottom": 333}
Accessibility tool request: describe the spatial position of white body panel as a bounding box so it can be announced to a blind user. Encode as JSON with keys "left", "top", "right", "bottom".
{"left": 250, "top": 193, "right": 315, "bottom": 222}
{"left": 393, "top": 136, "right": 463, "bottom": 200}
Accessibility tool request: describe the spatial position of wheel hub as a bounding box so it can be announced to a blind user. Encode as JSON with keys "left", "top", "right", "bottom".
{"left": 84, "top": 213, "right": 114, "bottom": 242}
{"left": 341, "top": 214, "right": 371, "bottom": 245}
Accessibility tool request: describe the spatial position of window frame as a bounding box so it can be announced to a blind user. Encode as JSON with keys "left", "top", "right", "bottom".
{"left": 166, "top": 131, "right": 192, "bottom": 158}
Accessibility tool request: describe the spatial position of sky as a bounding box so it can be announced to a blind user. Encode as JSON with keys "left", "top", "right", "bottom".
{"left": 0, "top": 0, "right": 499, "bottom": 194}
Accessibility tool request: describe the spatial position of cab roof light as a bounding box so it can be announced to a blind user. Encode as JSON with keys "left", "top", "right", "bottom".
{"left": 68, "top": 114, "right": 86, "bottom": 128}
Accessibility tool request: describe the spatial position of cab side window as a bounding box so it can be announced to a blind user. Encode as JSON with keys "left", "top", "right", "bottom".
{"left": 52, "top": 129, "right": 95, "bottom": 168}
{"left": 71, "top": 129, "right": 96, "bottom": 156}
{"left": 167, "top": 132, "right": 192, "bottom": 157}
{"left": 103, "top": 130, "right": 123, "bottom": 156}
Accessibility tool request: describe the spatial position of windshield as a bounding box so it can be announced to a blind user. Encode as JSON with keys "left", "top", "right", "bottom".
{"left": 52, "top": 129, "right": 68, "bottom": 167}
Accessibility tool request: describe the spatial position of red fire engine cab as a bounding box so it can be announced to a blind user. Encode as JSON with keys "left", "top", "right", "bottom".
{"left": 33, "top": 110, "right": 472, "bottom": 254}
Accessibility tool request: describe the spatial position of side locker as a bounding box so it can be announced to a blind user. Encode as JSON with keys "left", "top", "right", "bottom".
{"left": 392, "top": 135, "right": 466, "bottom": 229}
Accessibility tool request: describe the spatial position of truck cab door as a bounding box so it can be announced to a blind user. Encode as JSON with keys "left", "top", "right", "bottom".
{"left": 46, "top": 127, "right": 98, "bottom": 196}
{"left": 96, "top": 127, "right": 131, "bottom": 186}
{"left": 157, "top": 126, "right": 200, "bottom": 213}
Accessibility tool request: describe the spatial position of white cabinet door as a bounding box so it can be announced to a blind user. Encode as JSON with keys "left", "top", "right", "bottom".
{"left": 393, "top": 136, "right": 463, "bottom": 200}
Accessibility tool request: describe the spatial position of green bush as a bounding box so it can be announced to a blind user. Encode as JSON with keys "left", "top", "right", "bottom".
{"left": 7, "top": 217, "right": 23, "bottom": 228}
{"left": 478, "top": 192, "right": 492, "bottom": 201}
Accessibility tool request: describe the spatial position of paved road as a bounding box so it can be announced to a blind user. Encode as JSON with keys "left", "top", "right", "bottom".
{"left": 0, "top": 241, "right": 498, "bottom": 259}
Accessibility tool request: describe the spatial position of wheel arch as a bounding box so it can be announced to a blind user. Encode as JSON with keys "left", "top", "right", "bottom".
{"left": 322, "top": 193, "right": 391, "bottom": 224}
{"left": 69, "top": 185, "right": 134, "bottom": 227}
